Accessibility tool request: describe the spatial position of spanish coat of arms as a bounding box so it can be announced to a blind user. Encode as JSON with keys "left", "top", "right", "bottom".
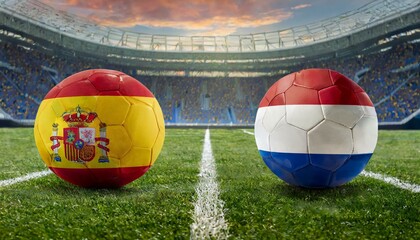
{"left": 50, "top": 106, "right": 110, "bottom": 163}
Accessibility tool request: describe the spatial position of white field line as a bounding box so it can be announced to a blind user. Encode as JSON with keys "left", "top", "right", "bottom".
{"left": 242, "top": 129, "right": 254, "bottom": 135}
{"left": 361, "top": 171, "right": 420, "bottom": 193}
{"left": 190, "top": 129, "right": 229, "bottom": 240}
{"left": 0, "top": 170, "right": 52, "bottom": 187}
{"left": 241, "top": 130, "right": 419, "bottom": 193}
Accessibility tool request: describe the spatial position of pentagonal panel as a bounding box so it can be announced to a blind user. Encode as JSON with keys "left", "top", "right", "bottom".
{"left": 310, "top": 154, "right": 350, "bottom": 171}
{"left": 274, "top": 72, "right": 295, "bottom": 94}
{"left": 319, "top": 85, "right": 359, "bottom": 105}
{"left": 260, "top": 151, "right": 299, "bottom": 186}
{"left": 329, "top": 154, "right": 372, "bottom": 187}
{"left": 331, "top": 71, "right": 364, "bottom": 93}
{"left": 57, "top": 96, "right": 98, "bottom": 115}
{"left": 260, "top": 77, "right": 291, "bottom": 108}
{"left": 58, "top": 69, "right": 93, "bottom": 88}
{"left": 34, "top": 101, "right": 57, "bottom": 166}
{"left": 352, "top": 116, "right": 378, "bottom": 154}
{"left": 95, "top": 96, "right": 130, "bottom": 125}
{"left": 321, "top": 105, "right": 364, "bottom": 128}
{"left": 125, "top": 102, "right": 159, "bottom": 149}
{"left": 308, "top": 120, "right": 353, "bottom": 154}
{"left": 361, "top": 106, "right": 377, "bottom": 118}
{"left": 35, "top": 101, "right": 60, "bottom": 152}
{"left": 294, "top": 68, "right": 333, "bottom": 90}
{"left": 262, "top": 105, "right": 285, "bottom": 133}
{"left": 50, "top": 98, "right": 67, "bottom": 117}
{"left": 293, "top": 165, "right": 332, "bottom": 188}
{"left": 269, "top": 93, "right": 285, "bottom": 106}
{"left": 269, "top": 118, "right": 307, "bottom": 153}
{"left": 285, "top": 85, "right": 320, "bottom": 105}
{"left": 58, "top": 80, "right": 99, "bottom": 97}
{"left": 89, "top": 72, "right": 121, "bottom": 92}
{"left": 263, "top": 84, "right": 280, "bottom": 104}
{"left": 121, "top": 146, "right": 152, "bottom": 167}
{"left": 286, "top": 105, "right": 324, "bottom": 131}
{"left": 44, "top": 85, "right": 62, "bottom": 99}
{"left": 259, "top": 97, "right": 270, "bottom": 108}
{"left": 271, "top": 152, "right": 309, "bottom": 172}
{"left": 254, "top": 108, "right": 270, "bottom": 151}
{"left": 125, "top": 95, "right": 154, "bottom": 107}
{"left": 107, "top": 125, "right": 132, "bottom": 159}
{"left": 119, "top": 75, "right": 154, "bottom": 97}
{"left": 34, "top": 125, "right": 52, "bottom": 166}
{"left": 355, "top": 92, "right": 374, "bottom": 106}
{"left": 151, "top": 100, "right": 165, "bottom": 165}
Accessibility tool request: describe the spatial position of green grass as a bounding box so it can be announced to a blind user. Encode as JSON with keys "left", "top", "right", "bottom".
{"left": 0, "top": 128, "right": 419, "bottom": 239}
{"left": 0, "top": 128, "right": 46, "bottom": 179}
{"left": 366, "top": 130, "right": 420, "bottom": 185}
{"left": 0, "top": 129, "right": 202, "bottom": 239}
{"left": 212, "top": 129, "right": 420, "bottom": 239}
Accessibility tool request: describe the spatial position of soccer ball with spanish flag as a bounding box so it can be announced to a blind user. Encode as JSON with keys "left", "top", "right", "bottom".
{"left": 34, "top": 69, "right": 165, "bottom": 188}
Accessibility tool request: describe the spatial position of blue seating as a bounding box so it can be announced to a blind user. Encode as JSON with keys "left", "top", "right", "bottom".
{"left": 0, "top": 41, "right": 419, "bottom": 123}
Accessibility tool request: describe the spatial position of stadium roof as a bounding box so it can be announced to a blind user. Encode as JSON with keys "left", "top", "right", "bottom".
{"left": 0, "top": 0, "right": 419, "bottom": 74}
{"left": 0, "top": 0, "right": 419, "bottom": 53}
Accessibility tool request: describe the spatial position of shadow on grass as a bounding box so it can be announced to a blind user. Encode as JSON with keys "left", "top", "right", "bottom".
{"left": 34, "top": 176, "right": 153, "bottom": 198}
{"left": 272, "top": 180, "right": 371, "bottom": 201}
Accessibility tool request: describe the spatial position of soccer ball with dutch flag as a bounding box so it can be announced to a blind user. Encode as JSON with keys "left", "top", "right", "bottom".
{"left": 254, "top": 69, "right": 378, "bottom": 188}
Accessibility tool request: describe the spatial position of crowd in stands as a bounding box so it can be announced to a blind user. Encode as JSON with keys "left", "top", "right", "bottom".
{"left": 0, "top": 39, "right": 419, "bottom": 124}
{"left": 375, "top": 73, "right": 419, "bottom": 122}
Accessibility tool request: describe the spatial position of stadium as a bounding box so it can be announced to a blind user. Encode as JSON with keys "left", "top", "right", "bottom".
{"left": 0, "top": 0, "right": 419, "bottom": 238}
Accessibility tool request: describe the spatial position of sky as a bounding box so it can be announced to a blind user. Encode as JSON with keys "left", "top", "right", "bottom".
{"left": 40, "top": 0, "right": 374, "bottom": 36}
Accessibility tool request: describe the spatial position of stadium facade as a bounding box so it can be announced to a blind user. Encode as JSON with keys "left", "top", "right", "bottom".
{"left": 0, "top": 0, "right": 419, "bottom": 128}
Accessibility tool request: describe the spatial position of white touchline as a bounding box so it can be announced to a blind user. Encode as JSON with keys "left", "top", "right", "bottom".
{"left": 0, "top": 170, "right": 52, "bottom": 187}
{"left": 242, "top": 129, "right": 254, "bottom": 135}
{"left": 190, "top": 129, "right": 229, "bottom": 240}
{"left": 361, "top": 170, "right": 420, "bottom": 193}
{"left": 240, "top": 130, "right": 419, "bottom": 193}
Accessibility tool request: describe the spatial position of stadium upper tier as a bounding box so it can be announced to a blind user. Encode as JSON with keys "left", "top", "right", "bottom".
{"left": 0, "top": 0, "right": 419, "bottom": 62}
{"left": 1, "top": 39, "right": 419, "bottom": 125}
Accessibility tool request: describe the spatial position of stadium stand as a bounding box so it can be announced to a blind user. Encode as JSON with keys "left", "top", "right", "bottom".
{"left": 0, "top": 0, "right": 419, "bottom": 127}
{"left": 0, "top": 39, "right": 419, "bottom": 125}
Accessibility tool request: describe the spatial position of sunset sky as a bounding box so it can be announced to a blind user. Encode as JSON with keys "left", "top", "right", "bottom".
{"left": 40, "top": 0, "right": 373, "bottom": 36}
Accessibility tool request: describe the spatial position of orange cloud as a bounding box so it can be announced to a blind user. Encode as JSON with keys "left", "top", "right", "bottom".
{"left": 40, "top": 0, "right": 294, "bottom": 35}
